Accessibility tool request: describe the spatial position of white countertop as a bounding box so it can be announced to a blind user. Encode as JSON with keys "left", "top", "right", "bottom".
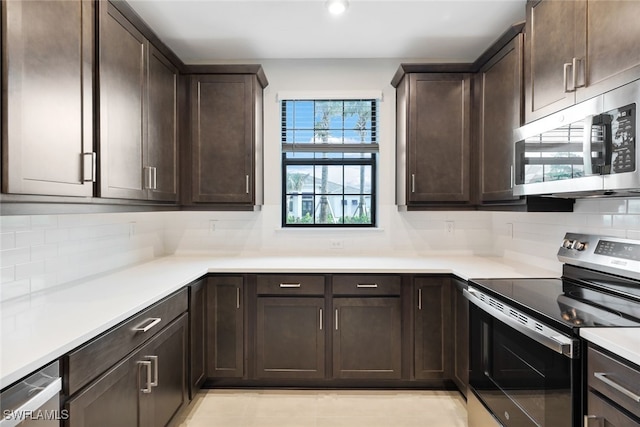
{"left": 0, "top": 254, "right": 558, "bottom": 389}
{"left": 580, "top": 328, "right": 640, "bottom": 367}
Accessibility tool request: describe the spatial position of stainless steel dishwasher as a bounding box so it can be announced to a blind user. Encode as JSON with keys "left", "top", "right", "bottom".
{"left": 0, "top": 362, "right": 63, "bottom": 427}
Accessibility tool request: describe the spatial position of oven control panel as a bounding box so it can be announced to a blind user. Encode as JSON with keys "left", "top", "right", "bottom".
{"left": 558, "top": 233, "right": 640, "bottom": 280}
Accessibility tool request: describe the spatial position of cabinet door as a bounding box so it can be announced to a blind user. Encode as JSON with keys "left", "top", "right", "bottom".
{"left": 575, "top": 0, "right": 640, "bottom": 102}
{"left": 190, "top": 74, "right": 254, "bottom": 204}
{"left": 98, "top": 2, "right": 146, "bottom": 199}
{"left": 146, "top": 45, "right": 178, "bottom": 201}
{"left": 3, "top": 0, "right": 93, "bottom": 196}
{"left": 524, "top": 0, "right": 577, "bottom": 122}
{"left": 414, "top": 277, "right": 451, "bottom": 380}
{"left": 144, "top": 314, "right": 188, "bottom": 427}
{"left": 189, "top": 279, "right": 206, "bottom": 397}
{"left": 408, "top": 73, "right": 471, "bottom": 204}
{"left": 66, "top": 354, "right": 139, "bottom": 427}
{"left": 256, "top": 297, "right": 325, "bottom": 379}
{"left": 333, "top": 298, "right": 401, "bottom": 379}
{"left": 452, "top": 279, "right": 468, "bottom": 396}
{"left": 207, "top": 276, "right": 244, "bottom": 378}
{"left": 479, "top": 35, "right": 523, "bottom": 203}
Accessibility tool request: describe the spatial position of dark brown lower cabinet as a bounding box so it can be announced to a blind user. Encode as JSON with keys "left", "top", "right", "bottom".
{"left": 333, "top": 298, "right": 402, "bottom": 379}
{"left": 414, "top": 277, "right": 452, "bottom": 380}
{"left": 256, "top": 297, "right": 325, "bottom": 379}
{"left": 66, "top": 314, "right": 188, "bottom": 427}
{"left": 189, "top": 279, "right": 206, "bottom": 397}
{"left": 207, "top": 276, "right": 244, "bottom": 378}
{"left": 452, "top": 278, "right": 468, "bottom": 395}
{"left": 586, "top": 345, "right": 640, "bottom": 426}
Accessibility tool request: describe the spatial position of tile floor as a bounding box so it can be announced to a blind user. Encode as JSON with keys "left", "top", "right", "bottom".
{"left": 173, "top": 389, "right": 467, "bottom": 427}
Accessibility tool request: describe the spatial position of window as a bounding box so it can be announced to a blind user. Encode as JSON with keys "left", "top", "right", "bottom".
{"left": 281, "top": 99, "right": 378, "bottom": 227}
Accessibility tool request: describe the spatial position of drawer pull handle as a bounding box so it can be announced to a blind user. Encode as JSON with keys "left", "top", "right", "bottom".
{"left": 146, "top": 355, "right": 159, "bottom": 387}
{"left": 594, "top": 372, "right": 640, "bottom": 402}
{"left": 584, "top": 415, "right": 603, "bottom": 427}
{"left": 138, "top": 360, "right": 152, "bottom": 394}
{"left": 280, "top": 283, "right": 301, "bottom": 288}
{"left": 133, "top": 317, "right": 162, "bottom": 333}
{"left": 356, "top": 284, "right": 378, "bottom": 288}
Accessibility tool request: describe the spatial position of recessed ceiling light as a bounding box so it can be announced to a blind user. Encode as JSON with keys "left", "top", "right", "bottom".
{"left": 326, "top": 0, "right": 349, "bottom": 15}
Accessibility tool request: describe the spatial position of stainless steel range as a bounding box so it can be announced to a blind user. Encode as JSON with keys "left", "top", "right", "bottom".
{"left": 466, "top": 233, "right": 640, "bottom": 427}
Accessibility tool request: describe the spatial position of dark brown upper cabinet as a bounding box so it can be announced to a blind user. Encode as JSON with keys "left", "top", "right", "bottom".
{"left": 525, "top": 0, "right": 640, "bottom": 123}
{"left": 186, "top": 69, "right": 267, "bottom": 209}
{"left": 2, "top": 0, "right": 94, "bottom": 197}
{"left": 98, "top": 2, "right": 178, "bottom": 201}
{"left": 394, "top": 72, "right": 472, "bottom": 209}
{"left": 146, "top": 45, "right": 179, "bottom": 202}
{"left": 477, "top": 33, "right": 524, "bottom": 204}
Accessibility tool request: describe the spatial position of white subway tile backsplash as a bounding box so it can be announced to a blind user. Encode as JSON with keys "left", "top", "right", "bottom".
{"left": 1, "top": 266, "right": 15, "bottom": 284}
{"left": 2, "top": 196, "right": 640, "bottom": 302}
{"left": 15, "top": 230, "right": 45, "bottom": 248}
{"left": 0, "top": 216, "right": 30, "bottom": 231}
{"left": 0, "top": 232, "right": 16, "bottom": 250}
{"left": 0, "top": 247, "right": 30, "bottom": 268}
{"left": 14, "top": 261, "right": 45, "bottom": 281}
{"left": 628, "top": 198, "right": 640, "bottom": 213}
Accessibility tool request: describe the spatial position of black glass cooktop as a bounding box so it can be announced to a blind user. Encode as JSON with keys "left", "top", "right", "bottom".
{"left": 468, "top": 277, "right": 640, "bottom": 334}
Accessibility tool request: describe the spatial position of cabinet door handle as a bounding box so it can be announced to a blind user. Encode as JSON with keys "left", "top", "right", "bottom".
{"left": 145, "top": 355, "right": 159, "bottom": 387}
{"left": 563, "top": 62, "right": 576, "bottom": 93}
{"left": 418, "top": 288, "right": 422, "bottom": 310}
{"left": 133, "top": 317, "right": 162, "bottom": 333}
{"left": 573, "top": 57, "right": 585, "bottom": 89}
{"left": 319, "top": 308, "right": 323, "bottom": 330}
{"left": 152, "top": 167, "right": 157, "bottom": 190}
{"left": 143, "top": 166, "right": 152, "bottom": 190}
{"left": 236, "top": 287, "right": 241, "bottom": 309}
{"left": 82, "top": 152, "right": 96, "bottom": 182}
{"left": 245, "top": 174, "right": 250, "bottom": 194}
{"left": 510, "top": 165, "right": 514, "bottom": 189}
{"left": 411, "top": 174, "right": 416, "bottom": 193}
{"left": 279, "top": 283, "right": 301, "bottom": 288}
{"left": 335, "top": 309, "right": 339, "bottom": 330}
{"left": 594, "top": 372, "right": 640, "bottom": 402}
{"left": 138, "top": 360, "right": 152, "bottom": 394}
{"left": 356, "top": 284, "right": 377, "bottom": 288}
{"left": 584, "top": 415, "right": 603, "bottom": 427}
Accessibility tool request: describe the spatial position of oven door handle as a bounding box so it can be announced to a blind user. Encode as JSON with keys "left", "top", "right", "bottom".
{"left": 464, "top": 288, "right": 577, "bottom": 359}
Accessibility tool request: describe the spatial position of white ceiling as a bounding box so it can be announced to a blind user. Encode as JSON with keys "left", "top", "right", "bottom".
{"left": 127, "top": 0, "right": 527, "bottom": 63}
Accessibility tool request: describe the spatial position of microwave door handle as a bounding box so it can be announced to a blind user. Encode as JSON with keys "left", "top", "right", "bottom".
{"left": 584, "top": 115, "right": 594, "bottom": 176}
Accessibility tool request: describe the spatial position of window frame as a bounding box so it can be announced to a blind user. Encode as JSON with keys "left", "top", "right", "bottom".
{"left": 280, "top": 98, "right": 379, "bottom": 228}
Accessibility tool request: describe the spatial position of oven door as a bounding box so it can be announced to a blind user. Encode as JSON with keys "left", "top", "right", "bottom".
{"left": 468, "top": 300, "right": 581, "bottom": 427}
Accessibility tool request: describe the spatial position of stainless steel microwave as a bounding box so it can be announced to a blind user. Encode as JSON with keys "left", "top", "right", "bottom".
{"left": 513, "top": 79, "right": 640, "bottom": 197}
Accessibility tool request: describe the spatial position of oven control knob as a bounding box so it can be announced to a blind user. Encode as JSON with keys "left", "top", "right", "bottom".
{"left": 562, "top": 239, "right": 574, "bottom": 249}
{"left": 572, "top": 241, "right": 586, "bottom": 251}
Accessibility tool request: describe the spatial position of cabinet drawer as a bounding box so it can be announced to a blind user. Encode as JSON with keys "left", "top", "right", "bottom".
{"left": 588, "top": 346, "right": 640, "bottom": 419}
{"left": 588, "top": 390, "right": 640, "bottom": 426}
{"left": 256, "top": 275, "right": 325, "bottom": 296}
{"left": 65, "top": 288, "right": 188, "bottom": 395}
{"left": 332, "top": 275, "right": 401, "bottom": 296}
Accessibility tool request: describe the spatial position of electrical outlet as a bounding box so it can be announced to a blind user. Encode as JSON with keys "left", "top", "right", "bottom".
{"left": 445, "top": 221, "right": 455, "bottom": 236}
{"left": 329, "top": 239, "right": 344, "bottom": 249}
{"left": 209, "top": 220, "right": 217, "bottom": 234}
{"left": 506, "top": 223, "right": 513, "bottom": 239}
{"left": 129, "top": 222, "right": 136, "bottom": 238}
